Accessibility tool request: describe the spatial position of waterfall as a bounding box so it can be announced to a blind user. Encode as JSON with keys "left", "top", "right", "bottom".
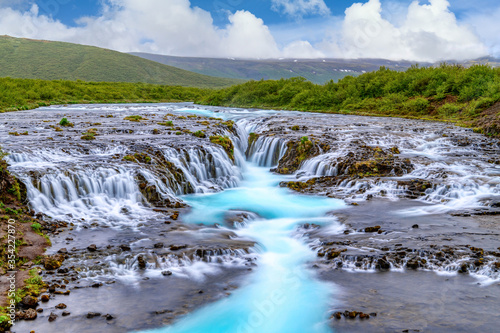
{"left": 247, "top": 136, "right": 288, "bottom": 167}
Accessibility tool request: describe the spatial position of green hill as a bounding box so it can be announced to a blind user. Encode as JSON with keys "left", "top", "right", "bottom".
{"left": 0, "top": 36, "right": 241, "bottom": 88}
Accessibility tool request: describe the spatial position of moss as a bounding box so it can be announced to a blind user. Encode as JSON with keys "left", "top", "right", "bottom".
{"left": 290, "top": 125, "right": 300, "bottom": 131}
{"left": 123, "top": 153, "right": 152, "bottom": 164}
{"left": 81, "top": 132, "right": 95, "bottom": 140}
{"left": 124, "top": 115, "right": 147, "bottom": 122}
{"left": 193, "top": 130, "right": 206, "bottom": 138}
{"left": 221, "top": 120, "right": 235, "bottom": 130}
{"left": 175, "top": 131, "right": 182, "bottom": 135}
{"left": 159, "top": 121, "right": 173, "bottom": 126}
{"left": 248, "top": 132, "right": 259, "bottom": 146}
{"left": 8, "top": 132, "right": 19, "bottom": 136}
{"left": 209, "top": 135, "right": 234, "bottom": 161}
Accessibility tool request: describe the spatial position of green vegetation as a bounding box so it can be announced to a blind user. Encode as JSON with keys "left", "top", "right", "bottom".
{"left": 0, "top": 36, "right": 241, "bottom": 88}
{"left": 0, "top": 77, "right": 207, "bottom": 112}
{"left": 81, "top": 132, "right": 96, "bottom": 140}
{"left": 59, "top": 117, "right": 73, "bottom": 127}
{"left": 209, "top": 135, "right": 234, "bottom": 160}
{"left": 159, "top": 121, "right": 174, "bottom": 126}
{"left": 193, "top": 130, "right": 206, "bottom": 138}
{"left": 124, "top": 115, "right": 147, "bottom": 122}
{"left": 123, "top": 153, "right": 152, "bottom": 164}
{"left": 200, "top": 65, "right": 500, "bottom": 136}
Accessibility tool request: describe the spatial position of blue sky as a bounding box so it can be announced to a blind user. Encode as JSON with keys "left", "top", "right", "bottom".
{"left": 0, "top": 0, "right": 499, "bottom": 60}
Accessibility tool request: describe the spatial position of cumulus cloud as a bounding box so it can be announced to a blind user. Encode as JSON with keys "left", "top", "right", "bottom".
{"left": 283, "top": 40, "right": 325, "bottom": 58}
{"left": 323, "top": 0, "right": 488, "bottom": 61}
{"left": 271, "top": 0, "right": 330, "bottom": 18}
{"left": 0, "top": 0, "right": 492, "bottom": 61}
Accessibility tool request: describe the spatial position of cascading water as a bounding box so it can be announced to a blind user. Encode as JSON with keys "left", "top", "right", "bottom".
{"left": 2, "top": 103, "right": 500, "bottom": 333}
{"left": 142, "top": 162, "right": 345, "bottom": 333}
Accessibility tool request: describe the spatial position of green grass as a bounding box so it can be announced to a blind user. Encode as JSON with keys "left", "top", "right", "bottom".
{"left": 0, "top": 36, "right": 242, "bottom": 88}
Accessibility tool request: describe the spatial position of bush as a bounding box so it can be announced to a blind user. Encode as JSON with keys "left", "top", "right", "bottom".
{"left": 59, "top": 117, "right": 73, "bottom": 126}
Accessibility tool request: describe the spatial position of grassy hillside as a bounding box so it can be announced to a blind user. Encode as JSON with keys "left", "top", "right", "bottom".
{"left": 130, "top": 53, "right": 413, "bottom": 84}
{"left": 0, "top": 36, "right": 241, "bottom": 88}
{"left": 199, "top": 64, "right": 500, "bottom": 136}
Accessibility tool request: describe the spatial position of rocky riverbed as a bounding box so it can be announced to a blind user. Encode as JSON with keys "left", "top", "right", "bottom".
{"left": 1, "top": 103, "right": 499, "bottom": 332}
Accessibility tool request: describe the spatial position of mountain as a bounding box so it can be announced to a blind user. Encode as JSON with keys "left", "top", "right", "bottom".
{"left": 130, "top": 52, "right": 433, "bottom": 84}
{"left": 0, "top": 36, "right": 241, "bottom": 88}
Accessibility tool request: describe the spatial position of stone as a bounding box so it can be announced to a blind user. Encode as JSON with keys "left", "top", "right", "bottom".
{"left": 24, "top": 308, "right": 38, "bottom": 320}
{"left": 87, "top": 312, "right": 101, "bottom": 319}
{"left": 412, "top": 224, "right": 419, "bottom": 229}
{"left": 170, "top": 244, "right": 187, "bottom": 251}
{"left": 87, "top": 244, "right": 97, "bottom": 252}
{"left": 153, "top": 242, "right": 164, "bottom": 248}
{"left": 57, "top": 248, "right": 68, "bottom": 254}
{"left": 104, "top": 314, "right": 114, "bottom": 320}
{"left": 377, "top": 258, "right": 391, "bottom": 270}
{"left": 364, "top": 226, "right": 381, "bottom": 233}
{"left": 162, "top": 270, "right": 173, "bottom": 276}
{"left": 120, "top": 244, "right": 131, "bottom": 251}
{"left": 137, "top": 255, "right": 147, "bottom": 269}
{"left": 48, "top": 312, "right": 58, "bottom": 322}
{"left": 55, "top": 303, "right": 67, "bottom": 309}
{"left": 62, "top": 311, "right": 71, "bottom": 316}
{"left": 21, "top": 295, "right": 38, "bottom": 309}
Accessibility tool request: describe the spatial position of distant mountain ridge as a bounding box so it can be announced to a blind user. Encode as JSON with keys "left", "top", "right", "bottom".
{"left": 131, "top": 52, "right": 500, "bottom": 85}
{"left": 0, "top": 36, "right": 241, "bottom": 88}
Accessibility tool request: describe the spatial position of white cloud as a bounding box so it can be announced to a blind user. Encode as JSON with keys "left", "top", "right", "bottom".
{"left": 283, "top": 40, "right": 325, "bottom": 58}
{"left": 0, "top": 0, "right": 493, "bottom": 61}
{"left": 321, "top": 0, "right": 488, "bottom": 62}
{"left": 271, "top": 0, "right": 330, "bottom": 18}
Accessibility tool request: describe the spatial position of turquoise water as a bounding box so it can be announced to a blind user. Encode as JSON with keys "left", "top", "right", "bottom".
{"left": 141, "top": 163, "right": 345, "bottom": 333}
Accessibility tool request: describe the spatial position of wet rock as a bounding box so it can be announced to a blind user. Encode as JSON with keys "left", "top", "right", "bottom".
{"left": 91, "top": 283, "right": 103, "bottom": 288}
{"left": 62, "top": 311, "right": 71, "bottom": 316}
{"left": 332, "top": 312, "right": 342, "bottom": 319}
{"left": 170, "top": 244, "right": 187, "bottom": 251}
{"left": 365, "top": 226, "right": 381, "bottom": 233}
{"left": 57, "top": 267, "right": 69, "bottom": 274}
{"left": 87, "top": 312, "right": 101, "bottom": 319}
{"left": 377, "top": 258, "right": 391, "bottom": 270}
{"left": 412, "top": 224, "right": 419, "bottom": 229}
{"left": 170, "top": 211, "right": 179, "bottom": 220}
{"left": 24, "top": 308, "right": 38, "bottom": 320}
{"left": 137, "top": 255, "right": 147, "bottom": 269}
{"left": 104, "top": 314, "right": 114, "bottom": 320}
{"left": 43, "top": 256, "right": 63, "bottom": 270}
{"left": 21, "top": 295, "right": 39, "bottom": 309}
{"left": 57, "top": 248, "right": 68, "bottom": 254}
{"left": 154, "top": 242, "right": 164, "bottom": 248}
{"left": 87, "top": 244, "right": 97, "bottom": 252}
{"left": 55, "top": 303, "right": 67, "bottom": 309}
{"left": 48, "top": 312, "right": 58, "bottom": 322}
{"left": 162, "top": 270, "right": 173, "bottom": 276}
{"left": 120, "top": 244, "right": 131, "bottom": 251}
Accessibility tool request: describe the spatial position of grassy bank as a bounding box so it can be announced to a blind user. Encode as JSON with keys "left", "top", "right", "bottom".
{"left": 0, "top": 77, "right": 208, "bottom": 112}
{"left": 200, "top": 64, "right": 500, "bottom": 136}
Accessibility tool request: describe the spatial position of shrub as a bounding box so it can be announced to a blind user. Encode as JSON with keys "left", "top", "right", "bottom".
{"left": 193, "top": 130, "right": 206, "bottom": 138}
{"left": 59, "top": 117, "right": 73, "bottom": 126}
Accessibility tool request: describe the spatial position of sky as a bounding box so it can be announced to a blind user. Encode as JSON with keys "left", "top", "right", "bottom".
{"left": 0, "top": 0, "right": 498, "bottom": 61}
